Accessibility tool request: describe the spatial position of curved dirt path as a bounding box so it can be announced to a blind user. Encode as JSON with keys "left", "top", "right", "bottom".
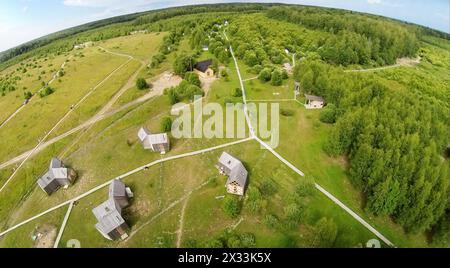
{"left": 344, "top": 57, "right": 421, "bottom": 73}
{"left": 0, "top": 52, "right": 132, "bottom": 193}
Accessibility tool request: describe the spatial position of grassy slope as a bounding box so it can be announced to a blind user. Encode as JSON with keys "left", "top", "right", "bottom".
{"left": 0, "top": 54, "right": 68, "bottom": 123}
{"left": 0, "top": 49, "right": 128, "bottom": 163}
{"left": 0, "top": 206, "right": 66, "bottom": 248}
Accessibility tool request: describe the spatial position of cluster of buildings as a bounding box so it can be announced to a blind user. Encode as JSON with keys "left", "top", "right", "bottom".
{"left": 130, "top": 30, "right": 148, "bottom": 35}
{"left": 35, "top": 125, "right": 249, "bottom": 241}
{"left": 73, "top": 41, "right": 93, "bottom": 50}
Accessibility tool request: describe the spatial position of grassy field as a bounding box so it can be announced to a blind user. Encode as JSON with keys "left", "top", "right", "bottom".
{"left": 0, "top": 206, "right": 67, "bottom": 248}
{"left": 245, "top": 78, "right": 295, "bottom": 101}
{"left": 0, "top": 49, "right": 128, "bottom": 163}
{"left": 266, "top": 100, "right": 429, "bottom": 247}
{"left": 54, "top": 140, "right": 377, "bottom": 248}
{"left": 0, "top": 54, "right": 69, "bottom": 124}
{"left": 98, "top": 32, "right": 167, "bottom": 61}
{"left": 48, "top": 59, "right": 142, "bottom": 138}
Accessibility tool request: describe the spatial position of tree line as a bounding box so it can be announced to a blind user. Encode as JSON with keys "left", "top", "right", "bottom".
{"left": 267, "top": 6, "right": 420, "bottom": 66}
{"left": 294, "top": 59, "right": 450, "bottom": 239}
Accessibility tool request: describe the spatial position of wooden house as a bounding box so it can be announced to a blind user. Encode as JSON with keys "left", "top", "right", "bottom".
{"left": 217, "top": 152, "right": 248, "bottom": 196}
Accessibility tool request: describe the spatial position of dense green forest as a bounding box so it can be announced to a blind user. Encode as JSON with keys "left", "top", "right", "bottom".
{"left": 266, "top": 6, "right": 420, "bottom": 66}
{"left": 294, "top": 56, "right": 449, "bottom": 237}
{"left": 0, "top": 3, "right": 449, "bottom": 247}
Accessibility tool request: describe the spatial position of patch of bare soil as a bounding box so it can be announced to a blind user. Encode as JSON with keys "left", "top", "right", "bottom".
{"left": 396, "top": 57, "right": 421, "bottom": 66}
{"left": 128, "top": 199, "right": 151, "bottom": 217}
{"left": 330, "top": 155, "right": 350, "bottom": 169}
{"left": 145, "top": 71, "right": 182, "bottom": 97}
{"left": 199, "top": 75, "right": 218, "bottom": 96}
{"left": 33, "top": 224, "right": 57, "bottom": 248}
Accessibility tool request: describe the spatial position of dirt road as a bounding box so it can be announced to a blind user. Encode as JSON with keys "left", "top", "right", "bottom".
{"left": 344, "top": 57, "right": 421, "bottom": 73}
{"left": 0, "top": 72, "right": 182, "bottom": 170}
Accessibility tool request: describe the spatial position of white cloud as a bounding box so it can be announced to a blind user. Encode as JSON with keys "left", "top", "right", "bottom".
{"left": 367, "top": 0, "right": 382, "bottom": 4}
{"left": 23, "top": 6, "right": 29, "bottom": 13}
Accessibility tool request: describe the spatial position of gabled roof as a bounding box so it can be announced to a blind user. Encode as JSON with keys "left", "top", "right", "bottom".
{"left": 138, "top": 127, "right": 169, "bottom": 148}
{"left": 49, "top": 157, "right": 64, "bottom": 169}
{"left": 38, "top": 158, "right": 69, "bottom": 189}
{"left": 93, "top": 199, "right": 125, "bottom": 235}
{"left": 219, "top": 152, "right": 242, "bottom": 172}
{"left": 138, "top": 127, "right": 151, "bottom": 142}
{"left": 109, "top": 179, "right": 127, "bottom": 200}
{"left": 194, "top": 59, "right": 213, "bottom": 73}
{"left": 227, "top": 162, "right": 248, "bottom": 187}
{"left": 148, "top": 133, "right": 169, "bottom": 145}
{"left": 305, "top": 94, "right": 325, "bottom": 102}
{"left": 219, "top": 152, "right": 248, "bottom": 187}
{"left": 52, "top": 168, "right": 68, "bottom": 179}
{"left": 37, "top": 170, "right": 56, "bottom": 189}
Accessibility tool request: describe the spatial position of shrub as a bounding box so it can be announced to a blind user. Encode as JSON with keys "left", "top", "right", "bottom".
{"left": 252, "top": 65, "right": 263, "bottom": 74}
{"left": 259, "top": 178, "right": 278, "bottom": 197}
{"left": 222, "top": 195, "right": 242, "bottom": 218}
{"left": 220, "top": 69, "right": 229, "bottom": 78}
{"left": 258, "top": 68, "right": 272, "bottom": 82}
{"left": 284, "top": 203, "right": 305, "bottom": 229}
{"left": 295, "top": 175, "right": 316, "bottom": 197}
{"left": 306, "top": 218, "right": 338, "bottom": 248}
{"left": 168, "top": 88, "right": 179, "bottom": 104}
{"left": 23, "top": 91, "right": 32, "bottom": 100}
{"left": 174, "top": 54, "right": 195, "bottom": 76}
{"left": 39, "top": 86, "right": 54, "bottom": 98}
{"left": 271, "top": 69, "right": 283, "bottom": 86}
{"left": 264, "top": 214, "right": 280, "bottom": 229}
{"left": 244, "top": 51, "right": 259, "bottom": 67}
{"left": 233, "top": 88, "right": 243, "bottom": 97}
{"left": 184, "top": 72, "right": 201, "bottom": 87}
{"left": 160, "top": 117, "right": 173, "bottom": 132}
{"left": 136, "top": 78, "right": 149, "bottom": 90}
{"left": 282, "top": 69, "right": 289, "bottom": 80}
{"left": 245, "top": 187, "right": 263, "bottom": 214}
{"left": 280, "top": 108, "right": 295, "bottom": 117}
{"left": 320, "top": 104, "right": 337, "bottom": 124}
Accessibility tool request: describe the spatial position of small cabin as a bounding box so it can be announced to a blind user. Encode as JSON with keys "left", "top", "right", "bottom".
{"left": 304, "top": 94, "right": 326, "bottom": 109}
{"left": 217, "top": 152, "right": 248, "bottom": 196}
{"left": 92, "top": 179, "right": 133, "bottom": 241}
{"left": 37, "top": 158, "right": 77, "bottom": 195}
{"left": 138, "top": 127, "right": 170, "bottom": 154}
{"left": 194, "top": 59, "right": 214, "bottom": 78}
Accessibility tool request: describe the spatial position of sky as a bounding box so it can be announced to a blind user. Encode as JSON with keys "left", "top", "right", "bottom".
{"left": 0, "top": 0, "right": 449, "bottom": 52}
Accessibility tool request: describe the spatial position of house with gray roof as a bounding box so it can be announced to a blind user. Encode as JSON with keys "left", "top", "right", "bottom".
{"left": 217, "top": 152, "right": 248, "bottom": 196}
{"left": 93, "top": 179, "right": 133, "bottom": 241}
{"left": 304, "top": 94, "right": 326, "bottom": 109}
{"left": 138, "top": 127, "right": 170, "bottom": 154}
{"left": 37, "top": 158, "right": 77, "bottom": 195}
